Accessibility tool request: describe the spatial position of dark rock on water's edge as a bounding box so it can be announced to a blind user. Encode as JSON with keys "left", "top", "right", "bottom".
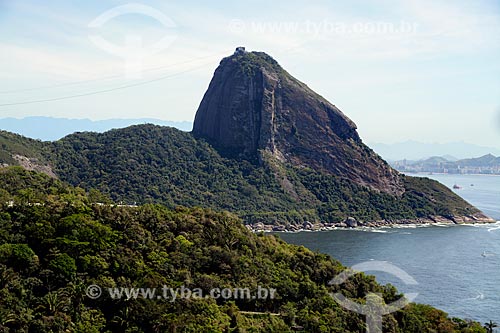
{"left": 247, "top": 214, "right": 497, "bottom": 233}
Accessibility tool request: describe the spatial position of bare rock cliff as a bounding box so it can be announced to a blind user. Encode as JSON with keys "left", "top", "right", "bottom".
{"left": 193, "top": 50, "right": 403, "bottom": 195}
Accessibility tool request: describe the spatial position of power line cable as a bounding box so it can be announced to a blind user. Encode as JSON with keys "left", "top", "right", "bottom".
{"left": 0, "top": 60, "right": 216, "bottom": 107}
{"left": 0, "top": 49, "right": 231, "bottom": 94}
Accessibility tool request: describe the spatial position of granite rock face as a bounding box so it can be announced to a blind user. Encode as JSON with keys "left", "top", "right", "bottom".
{"left": 193, "top": 51, "right": 403, "bottom": 195}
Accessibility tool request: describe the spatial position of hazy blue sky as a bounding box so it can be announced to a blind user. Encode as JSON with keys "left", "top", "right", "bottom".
{"left": 1, "top": 0, "right": 499, "bottom": 147}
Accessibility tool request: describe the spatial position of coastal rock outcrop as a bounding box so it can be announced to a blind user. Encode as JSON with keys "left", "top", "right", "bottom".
{"left": 193, "top": 50, "right": 403, "bottom": 195}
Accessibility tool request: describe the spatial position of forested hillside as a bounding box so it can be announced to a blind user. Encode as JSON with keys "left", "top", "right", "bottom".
{"left": 0, "top": 167, "right": 487, "bottom": 332}
{"left": 0, "top": 125, "right": 485, "bottom": 225}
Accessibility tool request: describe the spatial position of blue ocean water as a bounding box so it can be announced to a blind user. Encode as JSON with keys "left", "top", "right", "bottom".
{"left": 277, "top": 174, "right": 500, "bottom": 323}
{"left": 423, "top": 173, "right": 500, "bottom": 221}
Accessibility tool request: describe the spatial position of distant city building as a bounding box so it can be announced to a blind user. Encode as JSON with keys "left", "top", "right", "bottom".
{"left": 391, "top": 154, "right": 500, "bottom": 175}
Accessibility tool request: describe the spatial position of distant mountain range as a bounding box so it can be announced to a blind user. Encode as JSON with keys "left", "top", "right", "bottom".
{"left": 392, "top": 154, "right": 500, "bottom": 175}
{"left": 370, "top": 141, "right": 500, "bottom": 161}
{"left": 0, "top": 116, "right": 192, "bottom": 141}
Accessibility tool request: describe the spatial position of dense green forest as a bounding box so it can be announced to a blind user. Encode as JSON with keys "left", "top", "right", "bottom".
{"left": 0, "top": 126, "right": 478, "bottom": 225}
{"left": 0, "top": 167, "right": 487, "bottom": 332}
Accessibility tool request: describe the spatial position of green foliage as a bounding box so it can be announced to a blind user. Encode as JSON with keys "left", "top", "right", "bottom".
{"left": 0, "top": 167, "right": 486, "bottom": 332}
{"left": 0, "top": 125, "right": 477, "bottom": 225}
{"left": 402, "top": 175, "right": 476, "bottom": 217}
{"left": 483, "top": 320, "right": 498, "bottom": 333}
{"left": 19, "top": 125, "right": 473, "bottom": 225}
{"left": 0, "top": 131, "right": 48, "bottom": 165}
{"left": 233, "top": 51, "right": 283, "bottom": 77}
{"left": 48, "top": 253, "right": 77, "bottom": 280}
{"left": 0, "top": 243, "right": 38, "bottom": 268}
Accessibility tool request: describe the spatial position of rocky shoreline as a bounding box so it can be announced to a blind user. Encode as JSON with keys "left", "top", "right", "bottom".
{"left": 246, "top": 214, "right": 497, "bottom": 233}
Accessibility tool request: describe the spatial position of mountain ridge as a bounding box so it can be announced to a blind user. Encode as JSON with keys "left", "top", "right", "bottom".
{"left": 193, "top": 51, "right": 403, "bottom": 195}
{"left": 0, "top": 49, "right": 494, "bottom": 226}
{"left": 0, "top": 123, "right": 492, "bottom": 226}
{"left": 0, "top": 116, "right": 192, "bottom": 141}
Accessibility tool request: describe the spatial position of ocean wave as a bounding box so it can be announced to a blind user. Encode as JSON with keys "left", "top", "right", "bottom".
{"left": 460, "top": 222, "right": 500, "bottom": 232}
{"left": 463, "top": 291, "right": 485, "bottom": 301}
{"left": 488, "top": 221, "right": 500, "bottom": 232}
{"left": 367, "top": 229, "right": 389, "bottom": 233}
{"left": 382, "top": 224, "right": 419, "bottom": 229}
